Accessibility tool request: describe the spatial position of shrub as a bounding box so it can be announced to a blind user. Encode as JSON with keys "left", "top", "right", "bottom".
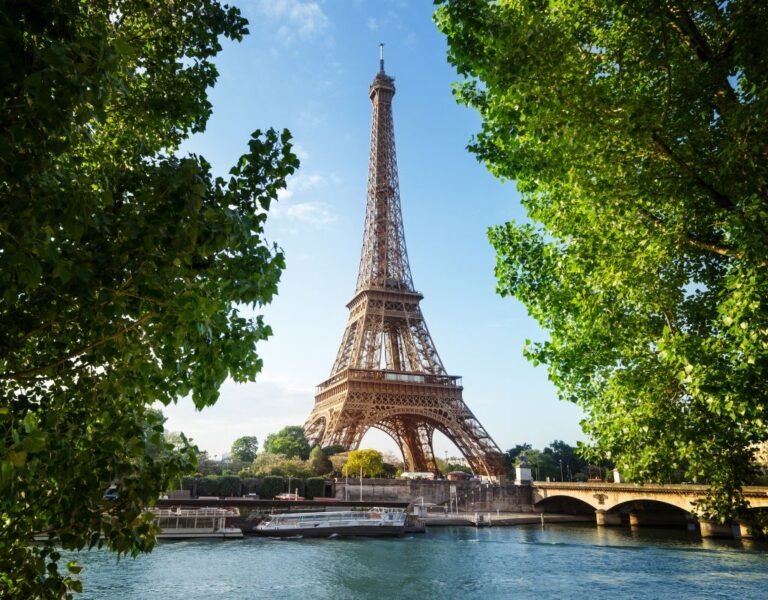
{"left": 219, "top": 475, "right": 242, "bottom": 497}
{"left": 260, "top": 476, "right": 285, "bottom": 499}
{"left": 305, "top": 477, "right": 326, "bottom": 499}
{"left": 195, "top": 476, "right": 221, "bottom": 497}
{"left": 242, "top": 477, "right": 261, "bottom": 495}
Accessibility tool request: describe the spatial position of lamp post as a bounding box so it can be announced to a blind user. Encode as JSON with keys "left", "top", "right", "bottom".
{"left": 559, "top": 459, "right": 564, "bottom": 482}
{"left": 359, "top": 464, "right": 363, "bottom": 502}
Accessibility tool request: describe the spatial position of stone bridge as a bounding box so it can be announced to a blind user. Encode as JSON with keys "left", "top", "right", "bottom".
{"left": 532, "top": 482, "right": 768, "bottom": 537}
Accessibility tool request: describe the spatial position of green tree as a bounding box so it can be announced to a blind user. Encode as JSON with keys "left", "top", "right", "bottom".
{"left": 308, "top": 446, "right": 333, "bottom": 476}
{"left": 343, "top": 449, "right": 384, "bottom": 478}
{"left": 437, "top": 0, "right": 768, "bottom": 522}
{"left": 0, "top": 1, "right": 297, "bottom": 596}
{"left": 330, "top": 451, "right": 350, "bottom": 476}
{"left": 445, "top": 463, "right": 472, "bottom": 475}
{"left": 251, "top": 453, "right": 313, "bottom": 478}
{"left": 321, "top": 444, "right": 347, "bottom": 457}
{"left": 523, "top": 450, "right": 559, "bottom": 482}
{"left": 230, "top": 436, "right": 259, "bottom": 463}
{"left": 544, "top": 441, "right": 589, "bottom": 482}
{"left": 503, "top": 443, "right": 532, "bottom": 476}
{"left": 264, "top": 426, "right": 311, "bottom": 460}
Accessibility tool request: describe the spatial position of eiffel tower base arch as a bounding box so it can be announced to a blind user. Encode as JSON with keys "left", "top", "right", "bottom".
{"left": 304, "top": 370, "right": 505, "bottom": 479}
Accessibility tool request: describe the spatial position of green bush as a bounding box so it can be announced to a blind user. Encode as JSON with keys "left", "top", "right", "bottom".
{"left": 305, "top": 477, "right": 325, "bottom": 499}
{"left": 242, "top": 477, "right": 261, "bottom": 495}
{"left": 219, "top": 475, "right": 242, "bottom": 497}
{"left": 195, "top": 476, "right": 221, "bottom": 497}
{"left": 260, "top": 476, "right": 285, "bottom": 499}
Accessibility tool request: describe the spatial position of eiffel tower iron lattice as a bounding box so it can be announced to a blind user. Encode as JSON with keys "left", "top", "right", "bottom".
{"left": 303, "top": 48, "right": 505, "bottom": 478}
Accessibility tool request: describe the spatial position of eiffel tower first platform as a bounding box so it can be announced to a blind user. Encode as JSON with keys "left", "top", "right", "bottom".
{"left": 303, "top": 48, "right": 505, "bottom": 479}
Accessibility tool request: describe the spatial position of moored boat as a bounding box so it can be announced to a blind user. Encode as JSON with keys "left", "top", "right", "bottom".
{"left": 150, "top": 506, "right": 243, "bottom": 539}
{"left": 254, "top": 507, "right": 406, "bottom": 538}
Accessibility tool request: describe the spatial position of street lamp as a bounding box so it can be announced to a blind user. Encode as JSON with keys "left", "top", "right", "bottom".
{"left": 559, "top": 459, "right": 564, "bottom": 482}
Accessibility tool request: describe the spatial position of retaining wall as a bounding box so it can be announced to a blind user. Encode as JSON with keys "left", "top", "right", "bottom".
{"left": 333, "top": 478, "right": 534, "bottom": 512}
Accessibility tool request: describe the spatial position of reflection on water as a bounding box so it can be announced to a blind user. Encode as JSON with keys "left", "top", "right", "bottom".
{"left": 72, "top": 524, "right": 768, "bottom": 600}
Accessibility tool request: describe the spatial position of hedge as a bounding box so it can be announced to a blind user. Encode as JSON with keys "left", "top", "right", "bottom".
{"left": 260, "top": 476, "right": 285, "bottom": 499}
{"left": 305, "top": 477, "right": 325, "bottom": 499}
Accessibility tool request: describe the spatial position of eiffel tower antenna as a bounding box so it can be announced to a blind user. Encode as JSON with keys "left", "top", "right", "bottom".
{"left": 303, "top": 51, "right": 505, "bottom": 479}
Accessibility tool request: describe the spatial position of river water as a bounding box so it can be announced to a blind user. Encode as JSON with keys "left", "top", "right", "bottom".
{"left": 73, "top": 524, "right": 768, "bottom": 599}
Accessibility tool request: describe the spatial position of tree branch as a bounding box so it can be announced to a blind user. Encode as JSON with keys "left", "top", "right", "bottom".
{"left": 639, "top": 208, "right": 743, "bottom": 260}
{"left": 665, "top": 2, "right": 712, "bottom": 62}
{"left": 664, "top": 2, "right": 741, "bottom": 112}
{"left": 650, "top": 132, "right": 736, "bottom": 212}
{"left": 0, "top": 313, "right": 155, "bottom": 380}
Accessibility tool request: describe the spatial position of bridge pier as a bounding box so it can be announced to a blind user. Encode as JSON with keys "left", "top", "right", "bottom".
{"left": 735, "top": 521, "right": 763, "bottom": 539}
{"left": 595, "top": 510, "right": 622, "bottom": 526}
{"left": 698, "top": 520, "right": 735, "bottom": 538}
{"left": 628, "top": 510, "right": 690, "bottom": 528}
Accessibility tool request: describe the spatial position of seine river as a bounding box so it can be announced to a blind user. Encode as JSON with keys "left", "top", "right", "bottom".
{"left": 73, "top": 525, "right": 768, "bottom": 599}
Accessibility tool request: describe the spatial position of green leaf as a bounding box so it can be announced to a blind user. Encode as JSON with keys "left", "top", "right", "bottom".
{"left": 8, "top": 450, "right": 27, "bottom": 467}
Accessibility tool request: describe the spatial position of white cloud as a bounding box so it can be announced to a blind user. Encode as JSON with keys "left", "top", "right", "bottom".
{"left": 272, "top": 171, "right": 339, "bottom": 227}
{"left": 254, "top": 0, "right": 330, "bottom": 44}
{"left": 282, "top": 202, "right": 337, "bottom": 226}
{"left": 277, "top": 170, "right": 325, "bottom": 201}
{"left": 367, "top": 17, "right": 379, "bottom": 31}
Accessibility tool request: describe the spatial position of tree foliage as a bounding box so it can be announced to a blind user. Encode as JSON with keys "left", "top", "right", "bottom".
{"left": 264, "top": 426, "right": 311, "bottom": 460}
{"left": 0, "top": 1, "right": 297, "bottom": 596}
{"left": 343, "top": 449, "right": 384, "bottom": 478}
{"left": 437, "top": 0, "right": 768, "bottom": 521}
{"left": 230, "top": 436, "right": 259, "bottom": 463}
{"left": 250, "top": 453, "right": 314, "bottom": 478}
{"left": 308, "top": 445, "right": 333, "bottom": 476}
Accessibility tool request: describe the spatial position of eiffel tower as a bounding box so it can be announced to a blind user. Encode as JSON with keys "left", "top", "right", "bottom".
{"left": 303, "top": 47, "right": 505, "bottom": 478}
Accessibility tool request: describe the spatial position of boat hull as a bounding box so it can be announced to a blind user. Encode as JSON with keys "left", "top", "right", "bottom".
{"left": 157, "top": 528, "right": 243, "bottom": 539}
{"left": 253, "top": 524, "right": 405, "bottom": 538}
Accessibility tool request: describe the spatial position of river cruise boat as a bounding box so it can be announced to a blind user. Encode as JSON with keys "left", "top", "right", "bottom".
{"left": 254, "top": 507, "right": 406, "bottom": 538}
{"left": 149, "top": 507, "right": 243, "bottom": 539}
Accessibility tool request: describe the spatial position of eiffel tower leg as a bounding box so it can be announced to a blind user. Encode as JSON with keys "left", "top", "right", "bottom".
{"left": 371, "top": 421, "right": 407, "bottom": 464}
{"left": 415, "top": 422, "right": 439, "bottom": 475}
{"left": 397, "top": 418, "right": 439, "bottom": 476}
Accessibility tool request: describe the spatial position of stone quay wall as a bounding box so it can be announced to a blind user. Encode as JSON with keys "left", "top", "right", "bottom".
{"left": 332, "top": 478, "right": 534, "bottom": 512}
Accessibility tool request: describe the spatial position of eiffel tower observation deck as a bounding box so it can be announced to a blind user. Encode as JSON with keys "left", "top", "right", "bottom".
{"left": 303, "top": 46, "right": 505, "bottom": 478}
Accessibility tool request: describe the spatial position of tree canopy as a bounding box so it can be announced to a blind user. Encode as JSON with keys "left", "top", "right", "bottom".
{"left": 230, "top": 436, "right": 259, "bottom": 463}
{"left": 250, "top": 453, "right": 314, "bottom": 479}
{"left": 308, "top": 445, "right": 333, "bottom": 476}
{"left": 343, "top": 449, "right": 384, "bottom": 478}
{"left": 263, "top": 426, "right": 311, "bottom": 460}
{"left": 436, "top": 0, "right": 768, "bottom": 521}
{"left": 0, "top": 1, "right": 297, "bottom": 596}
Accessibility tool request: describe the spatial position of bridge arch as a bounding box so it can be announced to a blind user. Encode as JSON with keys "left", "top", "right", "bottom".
{"left": 535, "top": 494, "right": 596, "bottom": 515}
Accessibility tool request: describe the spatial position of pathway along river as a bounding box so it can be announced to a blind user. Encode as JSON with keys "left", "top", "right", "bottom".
{"left": 73, "top": 524, "right": 768, "bottom": 599}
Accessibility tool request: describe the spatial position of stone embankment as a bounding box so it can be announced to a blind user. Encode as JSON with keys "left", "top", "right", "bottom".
{"left": 422, "top": 512, "right": 593, "bottom": 527}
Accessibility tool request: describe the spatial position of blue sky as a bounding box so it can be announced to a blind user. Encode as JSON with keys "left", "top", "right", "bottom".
{"left": 163, "top": 0, "right": 585, "bottom": 459}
